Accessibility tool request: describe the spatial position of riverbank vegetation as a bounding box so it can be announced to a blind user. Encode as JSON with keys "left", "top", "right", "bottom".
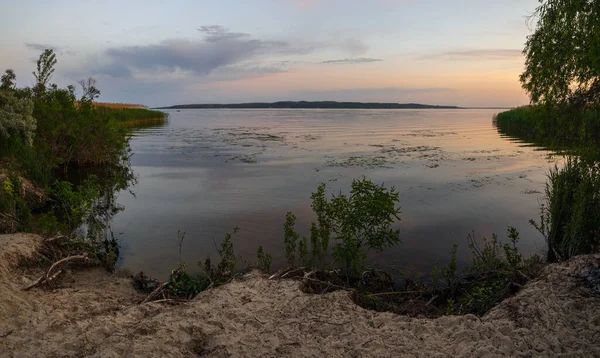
{"left": 139, "top": 178, "right": 542, "bottom": 317}
{"left": 0, "top": 49, "right": 166, "bottom": 273}
{"left": 494, "top": 0, "right": 600, "bottom": 264}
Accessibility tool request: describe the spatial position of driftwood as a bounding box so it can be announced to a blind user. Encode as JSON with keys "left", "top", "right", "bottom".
{"left": 142, "top": 282, "right": 169, "bottom": 304}
{"left": 302, "top": 277, "right": 355, "bottom": 292}
{"left": 22, "top": 255, "right": 93, "bottom": 291}
{"left": 269, "top": 267, "right": 355, "bottom": 293}
{"left": 43, "top": 235, "right": 68, "bottom": 243}
{"left": 281, "top": 267, "right": 307, "bottom": 279}
{"left": 142, "top": 298, "right": 185, "bottom": 306}
{"left": 304, "top": 269, "right": 318, "bottom": 279}
{"left": 269, "top": 267, "right": 294, "bottom": 280}
{"left": 366, "top": 290, "right": 422, "bottom": 297}
{"left": 45, "top": 255, "right": 91, "bottom": 283}
{"left": 426, "top": 294, "right": 439, "bottom": 306}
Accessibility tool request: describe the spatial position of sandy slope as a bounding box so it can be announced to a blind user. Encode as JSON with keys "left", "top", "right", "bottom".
{"left": 1, "top": 234, "right": 599, "bottom": 357}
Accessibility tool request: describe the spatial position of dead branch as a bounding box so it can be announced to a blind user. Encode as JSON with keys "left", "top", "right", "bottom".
{"left": 22, "top": 254, "right": 92, "bottom": 291}
{"left": 43, "top": 235, "right": 68, "bottom": 243}
{"left": 269, "top": 266, "right": 294, "bottom": 280}
{"left": 281, "top": 267, "right": 307, "bottom": 279}
{"left": 302, "top": 277, "right": 355, "bottom": 292}
{"left": 24, "top": 269, "right": 64, "bottom": 291}
{"left": 304, "top": 269, "right": 318, "bottom": 279}
{"left": 143, "top": 298, "right": 184, "bottom": 305}
{"left": 426, "top": 294, "right": 439, "bottom": 306}
{"left": 23, "top": 276, "right": 45, "bottom": 291}
{"left": 45, "top": 255, "right": 92, "bottom": 284}
{"left": 366, "top": 290, "right": 422, "bottom": 297}
{"left": 141, "top": 282, "right": 169, "bottom": 304}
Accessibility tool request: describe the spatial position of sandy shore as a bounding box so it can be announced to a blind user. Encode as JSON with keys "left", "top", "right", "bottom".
{"left": 1, "top": 233, "right": 599, "bottom": 357}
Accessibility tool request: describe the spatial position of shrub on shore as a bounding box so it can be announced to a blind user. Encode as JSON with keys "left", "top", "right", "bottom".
{"left": 284, "top": 178, "right": 401, "bottom": 278}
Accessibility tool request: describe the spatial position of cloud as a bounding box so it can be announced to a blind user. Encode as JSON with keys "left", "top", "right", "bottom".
{"left": 25, "top": 43, "right": 57, "bottom": 52}
{"left": 339, "top": 38, "right": 369, "bottom": 56}
{"left": 25, "top": 43, "right": 77, "bottom": 56}
{"left": 420, "top": 49, "right": 523, "bottom": 61}
{"left": 320, "top": 57, "right": 383, "bottom": 64}
{"left": 96, "top": 26, "right": 310, "bottom": 78}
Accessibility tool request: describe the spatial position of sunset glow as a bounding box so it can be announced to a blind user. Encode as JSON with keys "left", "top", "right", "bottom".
{"left": 0, "top": 0, "right": 539, "bottom": 107}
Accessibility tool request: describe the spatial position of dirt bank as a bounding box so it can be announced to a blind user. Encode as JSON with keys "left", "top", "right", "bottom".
{"left": 1, "top": 233, "right": 599, "bottom": 357}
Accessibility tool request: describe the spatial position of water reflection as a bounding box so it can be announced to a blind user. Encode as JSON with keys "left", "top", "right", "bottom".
{"left": 113, "top": 109, "right": 561, "bottom": 279}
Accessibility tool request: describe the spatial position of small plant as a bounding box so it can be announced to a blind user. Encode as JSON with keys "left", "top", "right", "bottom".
{"left": 430, "top": 259, "right": 441, "bottom": 291}
{"left": 256, "top": 245, "right": 272, "bottom": 273}
{"left": 217, "top": 227, "right": 238, "bottom": 276}
{"left": 283, "top": 212, "right": 299, "bottom": 266}
{"left": 177, "top": 230, "right": 186, "bottom": 264}
{"left": 504, "top": 227, "right": 522, "bottom": 272}
{"left": 310, "top": 184, "right": 332, "bottom": 267}
{"left": 442, "top": 244, "right": 458, "bottom": 290}
{"left": 445, "top": 298, "right": 455, "bottom": 315}
{"left": 298, "top": 236, "right": 308, "bottom": 267}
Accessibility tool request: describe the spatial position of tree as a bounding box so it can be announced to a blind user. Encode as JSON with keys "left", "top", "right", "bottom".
{"left": 1, "top": 69, "right": 16, "bottom": 90}
{"left": 32, "top": 49, "right": 57, "bottom": 96}
{"left": 521, "top": 0, "right": 600, "bottom": 107}
{"left": 78, "top": 77, "right": 101, "bottom": 103}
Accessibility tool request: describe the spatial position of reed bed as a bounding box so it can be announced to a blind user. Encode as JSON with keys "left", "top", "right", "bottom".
{"left": 494, "top": 106, "right": 600, "bottom": 159}
{"left": 94, "top": 106, "right": 169, "bottom": 126}
{"left": 93, "top": 102, "right": 148, "bottom": 109}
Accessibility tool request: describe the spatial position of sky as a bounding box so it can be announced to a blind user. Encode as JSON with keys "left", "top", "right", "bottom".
{"left": 0, "top": 0, "right": 541, "bottom": 107}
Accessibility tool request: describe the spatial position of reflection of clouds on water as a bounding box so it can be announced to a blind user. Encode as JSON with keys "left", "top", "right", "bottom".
{"left": 116, "top": 109, "right": 559, "bottom": 279}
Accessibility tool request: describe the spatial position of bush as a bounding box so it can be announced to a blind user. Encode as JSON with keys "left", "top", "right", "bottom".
{"left": 531, "top": 158, "right": 600, "bottom": 261}
{"left": 284, "top": 178, "right": 401, "bottom": 277}
{"left": 0, "top": 89, "right": 36, "bottom": 146}
{"left": 0, "top": 175, "right": 32, "bottom": 233}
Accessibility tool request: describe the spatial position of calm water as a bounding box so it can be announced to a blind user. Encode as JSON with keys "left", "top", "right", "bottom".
{"left": 112, "top": 109, "right": 558, "bottom": 279}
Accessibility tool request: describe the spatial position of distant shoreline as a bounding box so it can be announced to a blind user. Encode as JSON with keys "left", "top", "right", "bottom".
{"left": 155, "top": 101, "right": 463, "bottom": 110}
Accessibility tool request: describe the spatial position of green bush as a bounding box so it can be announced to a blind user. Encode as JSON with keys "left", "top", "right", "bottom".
{"left": 0, "top": 175, "right": 32, "bottom": 233}
{"left": 284, "top": 178, "right": 401, "bottom": 277}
